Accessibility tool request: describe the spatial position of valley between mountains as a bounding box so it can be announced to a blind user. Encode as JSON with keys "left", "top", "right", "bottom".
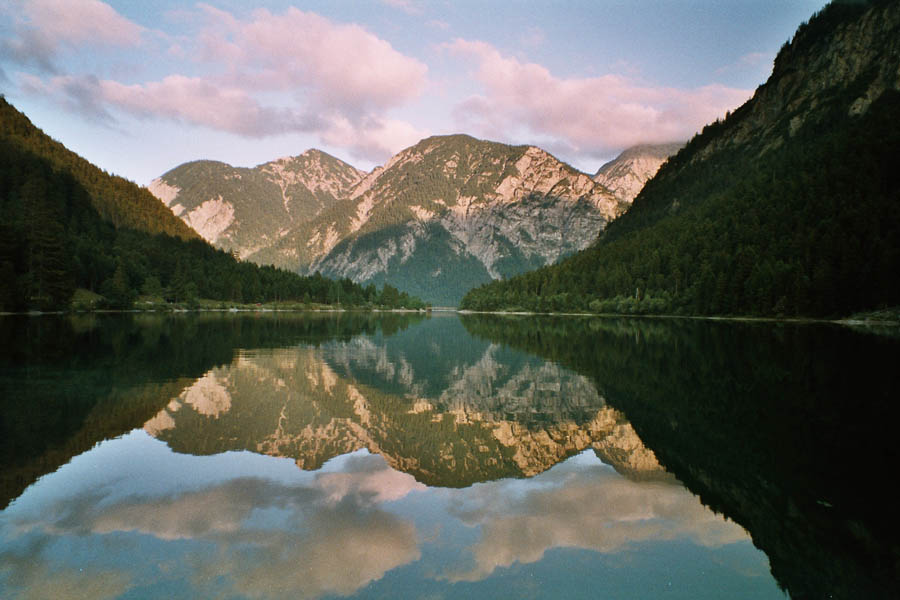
{"left": 149, "top": 137, "right": 678, "bottom": 305}
{"left": 4, "top": 1, "right": 897, "bottom": 318}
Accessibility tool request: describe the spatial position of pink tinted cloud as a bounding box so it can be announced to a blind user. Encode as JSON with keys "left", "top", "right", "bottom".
{"left": 317, "top": 114, "right": 429, "bottom": 162}
{"left": 28, "top": 72, "right": 427, "bottom": 163}
{"left": 99, "top": 76, "right": 298, "bottom": 137}
{"left": 11, "top": 3, "right": 430, "bottom": 163}
{"left": 23, "top": 73, "right": 301, "bottom": 136}
{"left": 196, "top": 6, "right": 427, "bottom": 117}
{"left": 447, "top": 38, "right": 752, "bottom": 157}
{"left": 2, "top": 0, "right": 144, "bottom": 72}
{"left": 19, "top": 72, "right": 116, "bottom": 124}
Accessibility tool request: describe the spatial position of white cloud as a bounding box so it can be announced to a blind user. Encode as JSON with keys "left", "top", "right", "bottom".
{"left": 381, "top": 0, "right": 424, "bottom": 15}
{"left": 1, "top": 0, "right": 144, "bottom": 72}
{"left": 8, "top": 3, "right": 430, "bottom": 163}
{"left": 317, "top": 114, "right": 429, "bottom": 163}
{"left": 195, "top": 6, "right": 427, "bottom": 115}
{"left": 24, "top": 73, "right": 293, "bottom": 136}
{"left": 446, "top": 38, "right": 752, "bottom": 159}
{"left": 19, "top": 73, "right": 115, "bottom": 124}
{"left": 315, "top": 452, "right": 426, "bottom": 503}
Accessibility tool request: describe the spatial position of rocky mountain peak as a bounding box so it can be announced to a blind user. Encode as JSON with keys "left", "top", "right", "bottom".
{"left": 303, "top": 136, "right": 625, "bottom": 301}
{"left": 260, "top": 148, "right": 365, "bottom": 200}
{"left": 593, "top": 142, "right": 683, "bottom": 204}
{"left": 148, "top": 150, "right": 366, "bottom": 258}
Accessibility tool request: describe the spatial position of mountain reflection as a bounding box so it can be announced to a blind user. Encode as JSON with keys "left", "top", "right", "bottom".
{"left": 0, "top": 312, "right": 793, "bottom": 599}
{"left": 144, "top": 316, "right": 670, "bottom": 485}
{"left": 0, "top": 312, "right": 425, "bottom": 508}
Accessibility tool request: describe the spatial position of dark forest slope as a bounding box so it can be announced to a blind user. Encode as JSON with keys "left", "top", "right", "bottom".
{"left": 461, "top": 0, "right": 900, "bottom": 318}
{"left": 0, "top": 97, "right": 197, "bottom": 240}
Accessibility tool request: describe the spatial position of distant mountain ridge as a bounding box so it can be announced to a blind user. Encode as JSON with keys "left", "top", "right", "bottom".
{"left": 151, "top": 137, "right": 671, "bottom": 305}
{"left": 593, "top": 142, "right": 683, "bottom": 204}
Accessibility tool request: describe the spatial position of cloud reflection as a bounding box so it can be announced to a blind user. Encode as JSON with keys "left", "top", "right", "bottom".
{"left": 444, "top": 457, "right": 750, "bottom": 582}
{"left": 1, "top": 452, "right": 421, "bottom": 599}
{"left": 0, "top": 536, "right": 132, "bottom": 600}
{"left": 1, "top": 442, "right": 761, "bottom": 598}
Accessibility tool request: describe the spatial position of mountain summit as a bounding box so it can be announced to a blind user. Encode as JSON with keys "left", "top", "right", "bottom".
{"left": 306, "top": 135, "right": 623, "bottom": 304}
{"left": 593, "top": 142, "right": 683, "bottom": 204}
{"left": 148, "top": 150, "right": 364, "bottom": 258}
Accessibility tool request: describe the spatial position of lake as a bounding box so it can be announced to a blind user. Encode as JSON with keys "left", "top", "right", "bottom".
{"left": 1, "top": 312, "right": 898, "bottom": 599}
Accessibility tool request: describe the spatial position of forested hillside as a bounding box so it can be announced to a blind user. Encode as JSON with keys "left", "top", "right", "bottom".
{"left": 0, "top": 97, "right": 197, "bottom": 240}
{"left": 461, "top": 0, "right": 900, "bottom": 318}
{"left": 0, "top": 100, "right": 424, "bottom": 311}
{"left": 460, "top": 314, "right": 900, "bottom": 599}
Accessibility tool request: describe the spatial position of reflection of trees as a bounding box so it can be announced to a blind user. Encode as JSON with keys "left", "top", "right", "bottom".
{"left": 461, "top": 314, "right": 900, "bottom": 599}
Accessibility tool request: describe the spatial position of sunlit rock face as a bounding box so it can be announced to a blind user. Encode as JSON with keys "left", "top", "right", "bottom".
{"left": 593, "top": 142, "right": 683, "bottom": 204}
{"left": 307, "top": 135, "right": 624, "bottom": 305}
{"left": 144, "top": 337, "right": 671, "bottom": 486}
{"left": 148, "top": 150, "right": 365, "bottom": 260}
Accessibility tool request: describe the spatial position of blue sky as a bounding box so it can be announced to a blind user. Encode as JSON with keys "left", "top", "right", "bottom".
{"left": 1, "top": 0, "right": 827, "bottom": 184}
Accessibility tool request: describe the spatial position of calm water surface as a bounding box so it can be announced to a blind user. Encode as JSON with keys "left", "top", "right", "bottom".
{"left": 1, "top": 313, "right": 897, "bottom": 599}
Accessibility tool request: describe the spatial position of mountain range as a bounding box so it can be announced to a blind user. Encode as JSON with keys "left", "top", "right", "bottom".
{"left": 150, "top": 138, "right": 678, "bottom": 305}
{"left": 5, "top": 0, "right": 896, "bottom": 317}
{"left": 593, "top": 142, "right": 683, "bottom": 204}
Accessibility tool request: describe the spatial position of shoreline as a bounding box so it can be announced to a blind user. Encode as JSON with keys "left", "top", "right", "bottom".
{"left": 4, "top": 306, "right": 897, "bottom": 328}
{"left": 457, "top": 309, "right": 900, "bottom": 327}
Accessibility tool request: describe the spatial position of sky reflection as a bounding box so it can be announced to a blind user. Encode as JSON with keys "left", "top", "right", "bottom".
{"left": 0, "top": 430, "right": 771, "bottom": 599}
